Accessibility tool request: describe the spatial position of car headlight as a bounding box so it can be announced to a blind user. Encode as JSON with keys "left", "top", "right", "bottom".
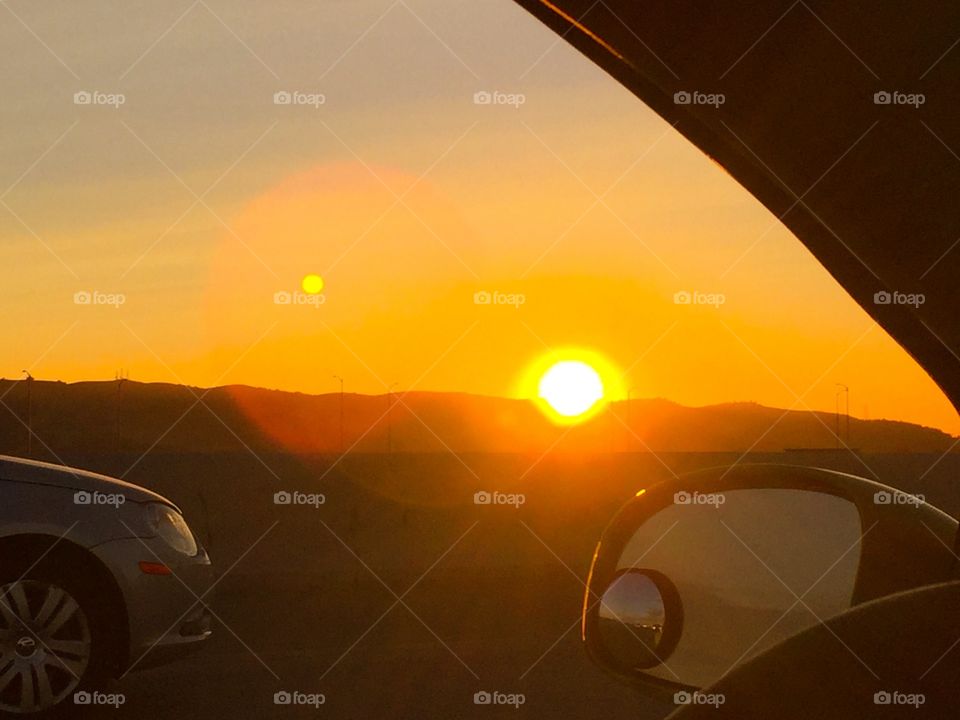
{"left": 146, "top": 503, "right": 198, "bottom": 556}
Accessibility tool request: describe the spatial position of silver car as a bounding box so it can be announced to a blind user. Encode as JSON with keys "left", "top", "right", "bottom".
{"left": 0, "top": 455, "right": 213, "bottom": 715}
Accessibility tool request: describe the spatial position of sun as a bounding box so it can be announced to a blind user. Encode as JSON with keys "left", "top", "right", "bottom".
{"left": 539, "top": 361, "right": 604, "bottom": 418}
{"left": 519, "top": 348, "right": 623, "bottom": 425}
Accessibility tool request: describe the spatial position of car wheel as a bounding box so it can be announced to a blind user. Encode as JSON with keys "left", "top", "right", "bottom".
{"left": 0, "top": 571, "right": 106, "bottom": 716}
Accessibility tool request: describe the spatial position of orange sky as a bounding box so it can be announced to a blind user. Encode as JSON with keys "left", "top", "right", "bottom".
{"left": 2, "top": 1, "right": 957, "bottom": 435}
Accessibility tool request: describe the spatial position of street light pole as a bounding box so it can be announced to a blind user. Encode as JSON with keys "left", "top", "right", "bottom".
{"left": 333, "top": 375, "right": 345, "bottom": 453}
{"left": 844, "top": 386, "right": 850, "bottom": 445}
{"left": 22, "top": 371, "right": 33, "bottom": 458}
{"left": 115, "top": 371, "right": 127, "bottom": 459}
{"left": 387, "top": 382, "right": 398, "bottom": 454}
{"left": 625, "top": 388, "right": 638, "bottom": 452}
{"left": 835, "top": 383, "right": 849, "bottom": 447}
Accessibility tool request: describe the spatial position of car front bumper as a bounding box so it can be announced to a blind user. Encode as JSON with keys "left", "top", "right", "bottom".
{"left": 91, "top": 535, "right": 215, "bottom": 674}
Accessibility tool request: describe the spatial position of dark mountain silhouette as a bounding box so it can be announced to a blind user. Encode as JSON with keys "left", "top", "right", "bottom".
{"left": 0, "top": 379, "right": 954, "bottom": 459}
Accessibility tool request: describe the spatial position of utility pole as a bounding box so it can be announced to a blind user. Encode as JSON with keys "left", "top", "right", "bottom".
{"left": 387, "top": 382, "right": 398, "bottom": 454}
{"left": 22, "top": 371, "right": 33, "bottom": 458}
{"left": 333, "top": 375, "right": 344, "bottom": 453}
{"left": 835, "top": 384, "right": 849, "bottom": 447}
{"left": 834, "top": 394, "right": 839, "bottom": 448}
{"left": 844, "top": 387, "right": 850, "bottom": 446}
{"left": 115, "top": 370, "right": 128, "bottom": 459}
{"left": 625, "top": 388, "right": 637, "bottom": 452}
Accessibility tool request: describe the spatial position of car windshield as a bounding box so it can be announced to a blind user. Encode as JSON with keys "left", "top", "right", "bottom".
{"left": 1, "top": 2, "right": 957, "bottom": 718}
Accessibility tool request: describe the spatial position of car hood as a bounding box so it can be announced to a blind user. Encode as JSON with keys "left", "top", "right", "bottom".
{"left": 514, "top": 0, "right": 960, "bottom": 416}
{"left": 0, "top": 455, "right": 175, "bottom": 507}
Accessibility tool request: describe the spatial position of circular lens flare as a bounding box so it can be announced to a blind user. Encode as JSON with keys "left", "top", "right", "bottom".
{"left": 538, "top": 361, "right": 604, "bottom": 417}
{"left": 301, "top": 274, "right": 325, "bottom": 294}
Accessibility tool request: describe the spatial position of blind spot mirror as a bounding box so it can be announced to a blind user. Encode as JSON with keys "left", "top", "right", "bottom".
{"left": 597, "top": 569, "right": 682, "bottom": 671}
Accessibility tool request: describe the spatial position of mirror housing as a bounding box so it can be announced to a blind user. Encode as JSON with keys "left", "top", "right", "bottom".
{"left": 582, "top": 464, "right": 958, "bottom": 695}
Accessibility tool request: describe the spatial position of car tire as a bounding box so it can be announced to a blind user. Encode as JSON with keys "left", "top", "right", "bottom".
{"left": 0, "top": 555, "right": 113, "bottom": 717}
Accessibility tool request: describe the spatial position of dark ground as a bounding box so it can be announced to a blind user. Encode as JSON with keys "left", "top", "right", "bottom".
{"left": 56, "top": 450, "right": 960, "bottom": 718}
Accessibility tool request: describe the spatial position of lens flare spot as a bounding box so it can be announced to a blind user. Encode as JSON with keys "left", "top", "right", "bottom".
{"left": 301, "top": 274, "right": 325, "bottom": 294}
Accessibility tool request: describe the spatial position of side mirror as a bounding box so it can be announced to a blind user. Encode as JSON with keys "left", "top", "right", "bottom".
{"left": 583, "top": 464, "right": 958, "bottom": 694}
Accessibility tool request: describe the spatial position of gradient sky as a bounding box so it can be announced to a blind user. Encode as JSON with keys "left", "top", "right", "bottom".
{"left": 2, "top": 0, "right": 957, "bottom": 435}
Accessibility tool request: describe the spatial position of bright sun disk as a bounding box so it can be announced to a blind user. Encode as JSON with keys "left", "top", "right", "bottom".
{"left": 538, "top": 360, "right": 604, "bottom": 418}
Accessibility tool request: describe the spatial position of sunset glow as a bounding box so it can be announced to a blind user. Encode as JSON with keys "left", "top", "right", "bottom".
{"left": 521, "top": 349, "right": 623, "bottom": 425}
{"left": 539, "top": 361, "right": 604, "bottom": 418}
{"left": 1, "top": 2, "right": 957, "bottom": 436}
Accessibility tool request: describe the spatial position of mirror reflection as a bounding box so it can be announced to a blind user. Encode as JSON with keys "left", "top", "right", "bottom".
{"left": 598, "top": 571, "right": 671, "bottom": 669}
{"left": 614, "top": 489, "right": 861, "bottom": 688}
